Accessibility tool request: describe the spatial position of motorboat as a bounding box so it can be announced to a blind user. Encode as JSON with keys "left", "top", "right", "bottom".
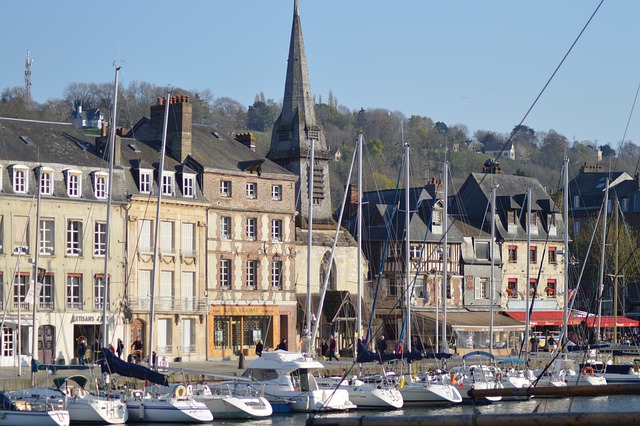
{"left": 122, "top": 386, "right": 213, "bottom": 423}
{"left": 316, "top": 375, "right": 403, "bottom": 409}
{"left": 398, "top": 371, "right": 462, "bottom": 405}
{"left": 578, "top": 360, "right": 640, "bottom": 385}
{"left": 6, "top": 375, "right": 127, "bottom": 424}
{"left": 0, "top": 391, "right": 70, "bottom": 426}
{"left": 233, "top": 350, "right": 355, "bottom": 412}
{"left": 449, "top": 351, "right": 504, "bottom": 403}
{"left": 180, "top": 383, "right": 272, "bottom": 419}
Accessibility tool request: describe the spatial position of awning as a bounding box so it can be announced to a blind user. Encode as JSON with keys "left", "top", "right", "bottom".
{"left": 414, "top": 311, "right": 526, "bottom": 332}
{"left": 504, "top": 311, "right": 583, "bottom": 326}
{"left": 583, "top": 316, "right": 640, "bottom": 328}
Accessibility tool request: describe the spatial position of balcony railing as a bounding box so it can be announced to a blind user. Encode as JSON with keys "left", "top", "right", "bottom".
{"left": 67, "top": 302, "right": 83, "bottom": 310}
{"left": 39, "top": 301, "right": 54, "bottom": 311}
{"left": 12, "top": 302, "right": 31, "bottom": 311}
{"left": 128, "top": 297, "right": 208, "bottom": 312}
{"left": 157, "top": 345, "right": 173, "bottom": 355}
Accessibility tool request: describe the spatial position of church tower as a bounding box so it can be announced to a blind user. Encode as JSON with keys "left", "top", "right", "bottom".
{"left": 267, "top": 0, "right": 332, "bottom": 223}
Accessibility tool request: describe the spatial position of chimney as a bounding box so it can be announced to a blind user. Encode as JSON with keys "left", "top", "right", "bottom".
{"left": 235, "top": 132, "right": 256, "bottom": 152}
{"left": 150, "top": 95, "right": 192, "bottom": 162}
{"left": 425, "top": 177, "right": 444, "bottom": 200}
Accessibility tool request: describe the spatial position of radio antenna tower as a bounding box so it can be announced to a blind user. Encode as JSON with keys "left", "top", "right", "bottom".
{"left": 25, "top": 50, "right": 33, "bottom": 98}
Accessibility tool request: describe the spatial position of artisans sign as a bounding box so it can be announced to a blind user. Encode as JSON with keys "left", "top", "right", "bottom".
{"left": 71, "top": 314, "right": 101, "bottom": 323}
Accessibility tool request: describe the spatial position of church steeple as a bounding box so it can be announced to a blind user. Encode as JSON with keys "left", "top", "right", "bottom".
{"left": 268, "top": 0, "right": 332, "bottom": 222}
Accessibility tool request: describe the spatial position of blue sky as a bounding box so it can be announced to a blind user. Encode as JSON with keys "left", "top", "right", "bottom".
{"left": 2, "top": 1, "right": 639, "bottom": 147}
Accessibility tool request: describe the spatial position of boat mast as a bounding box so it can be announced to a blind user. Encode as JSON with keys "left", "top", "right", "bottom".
{"left": 148, "top": 91, "right": 171, "bottom": 366}
{"left": 356, "top": 132, "right": 363, "bottom": 357}
{"left": 441, "top": 161, "right": 448, "bottom": 353}
{"left": 102, "top": 65, "right": 120, "bottom": 349}
{"left": 525, "top": 187, "right": 531, "bottom": 358}
{"left": 404, "top": 143, "right": 411, "bottom": 373}
{"left": 30, "top": 166, "right": 42, "bottom": 386}
{"left": 596, "top": 178, "right": 609, "bottom": 342}
{"left": 306, "top": 137, "right": 314, "bottom": 354}
{"left": 613, "top": 196, "right": 619, "bottom": 344}
{"left": 562, "top": 157, "right": 569, "bottom": 348}
{"left": 489, "top": 184, "right": 497, "bottom": 353}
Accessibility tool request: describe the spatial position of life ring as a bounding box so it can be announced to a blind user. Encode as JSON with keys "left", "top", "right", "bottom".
{"left": 582, "top": 366, "right": 594, "bottom": 376}
{"left": 174, "top": 385, "right": 187, "bottom": 398}
{"left": 450, "top": 372, "right": 458, "bottom": 385}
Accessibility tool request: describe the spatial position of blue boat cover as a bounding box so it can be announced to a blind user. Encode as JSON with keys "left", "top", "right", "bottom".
{"left": 99, "top": 347, "right": 168, "bottom": 386}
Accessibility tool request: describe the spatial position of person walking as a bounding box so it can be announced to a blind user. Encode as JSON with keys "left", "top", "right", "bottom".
{"left": 378, "top": 335, "right": 388, "bottom": 355}
{"left": 328, "top": 335, "right": 339, "bottom": 361}
{"left": 76, "top": 337, "right": 87, "bottom": 365}
{"left": 320, "top": 338, "right": 329, "bottom": 359}
{"left": 255, "top": 340, "right": 264, "bottom": 357}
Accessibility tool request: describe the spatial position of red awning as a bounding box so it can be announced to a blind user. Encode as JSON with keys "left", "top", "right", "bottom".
{"left": 583, "top": 316, "right": 640, "bottom": 328}
{"left": 504, "top": 311, "right": 583, "bottom": 326}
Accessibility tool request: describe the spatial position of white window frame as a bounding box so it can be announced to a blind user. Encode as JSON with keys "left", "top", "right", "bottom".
{"left": 65, "top": 169, "right": 82, "bottom": 198}
{"left": 39, "top": 168, "right": 54, "bottom": 195}
{"left": 138, "top": 270, "right": 151, "bottom": 309}
{"left": 140, "top": 219, "right": 153, "bottom": 252}
{"left": 246, "top": 260, "right": 258, "bottom": 288}
{"left": 40, "top": 273, "right": 54, "bottom": 310}
{"left": 220, "top": 180, "right": 231, "bottom": 197}
{"left": 183, "top": 174, "right": 195, "bottom": 198}
{"left": 271, "top": 219, "right": 282, "bottom": 242}
{"left": 39, "top": 218, "right": 54, "bottom": 255}
{"left": 162, "top": 173, "right": 174, "bottom": 196}
{"left": 271, "top": 260, "right": 282, "bottom": 289}
{"left": 66, "top": 220, "right": 83, "bottom": 256}
{"left": 220, "top": 217, "right": 231, "bottom": 240}
{"left": 220, "top": 259, "right": 231, "bottom": 288}
{"left": 181, "top": 271, "right": 195, "bottom": 311}
{"left": 181, "top": 222, "right": 195, "bottom": 256}
{"left": 139, "top": 170, "right": 152, "bottom": 194}
{"left": 246, "top": 182, "right": 257, "bottom": 199}
{"left": 272, "top": 185, "right": 282, "bottom": 201}
{"left": 94, "top": 222, "right": 106, "bottom": 256}
{"left": 11, "top": 165, "right": 29, "bottom": 194}
{"left": 94, "top": 274, "right": 108, "bottom": 310}
{"left": 160, "top": 221, "right": 174, "bottom": 255}
{"left": 246, "top": 217, "right": 257, "bottom": 241}
{"left": 66, "top": 274, "right": 82, "bottom": 310}
{"left": 93, "top": 171, "right": 108, "bottom": 199}
{"left": 12, "top": 215, "right": 29, "bottom": 255}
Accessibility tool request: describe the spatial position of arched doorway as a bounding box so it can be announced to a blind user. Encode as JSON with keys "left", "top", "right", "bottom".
{"left": 129, "top": 319, "right": 145, "bottom": 362}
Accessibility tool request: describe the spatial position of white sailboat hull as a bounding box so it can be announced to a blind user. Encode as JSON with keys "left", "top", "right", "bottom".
{"left": 197, "top": 394, "right": 272, "bottom": 419}
{"left": 0, "top": 409, "right": 70, "bottom": 426}
{"left": 124, "top": 396, "right": 213, "bottom": 423}
{"left": 399, "top": 382, "right": 462, "bottom": 405}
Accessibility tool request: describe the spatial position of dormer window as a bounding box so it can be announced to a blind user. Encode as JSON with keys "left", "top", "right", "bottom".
{"left": 93, "top": 171, "right": 108, "bottom": 199}
{"left": 139, "top": 170, "right": 151, "bottom": 193}
{"left": 182, "top": 174, "right": 195, "bottom": 198}
{"left": 39, "top": 168, "right": 54, "bottom": 195}
{"left": 65, "top": 169, "right": 82, "bottom": 197}
{"left": 11, "top": 165, "right": 29, "bottom": 193}
{"left": 162, "top": 173, "right": 174, "bottom": 196}
{"left": 220, "top": 180, "right": 232, "bottom": 197}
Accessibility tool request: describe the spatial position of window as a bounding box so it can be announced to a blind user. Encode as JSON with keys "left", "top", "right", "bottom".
{"left": 271, "top": 219, "right": 282, "bottom": 242}
{"left": 139, "top": 171, "right": 151, "bottom": 193}
{"left": 246, "top": 182, "right": 257, "bottom": 199}
{"left": 246, "top": 218, "right": 257, "bottom": 241}
{"left": 529, "top": 279, "right": 537, "bottom": 297}
{"left": 508, "top": 245, "right": 517, "bottom": 263}
{"left": 66, "top": 220, "right": 83, "bottom": 255}
{"left": 508, "top": 210, "right": 517, "bottom": 225}
{"left": 246, "top": 260, "right": 258, "bottom": 288}
{"left": 65, "top": 170, "right": 81, "bottom": 197}
{"left": 548, "top": 247, "right": 557, "bottom": 264}
{"left": 272, "top": 185, "right": 282, "bottom": 201}
{"left": 548, "top": 214, "right": 556, "bottom": 227}
{"left": 475, "top": 277, "right": 490, "bottom": 299}
{"left": 157, "top": 318, "right": 172, "bottom": 354}
{"left": 476, "top": 241, "right": 489, "bottom": 260}
{"left": 13, "top": 273, "right": 29, "bottom": 309}
{"left": 388, "top": 279, "right": 399, "bottom": 297}
{"left": 40, "top": 169, "right": 53, "bottom": 195}
{"left": 12, "top": 215, "right": 29, "bottom": 254}
{"left": 94, "top": 274, "right": 109, "bottom": 310}
{"left": 271, "top": 260, "right": 282, "bottom": 289}
{"left": 507, "top": 278, "right": 518, "bottom": 298}
{"left": 181, "top": 223, "right": 195, "bottom": 256}
{"left": 160, "top": 221, "right": 174, "bottom": 254}
{"left": 139, "top": 219, "right": 153, "bottom": 252}
{"left": 0, "top": 216, "right": 3, "bottom": 253}
{"left": 220, "top": 180, "right": 232, "bottom": 197}
{"left": 40, "top": 273, "right": 54, "bottom": 310}
{"left": 410, "top": 244, "right": 422, "bottom": 259}
{"left": 573, "top": 221, "right": 581, "bottom": 236}
{"left": 220, "top": 259, "right": 231, "bottom": 288}
{"left": 162, "top": 173, "right": 174, "bottom": 196}
{"left": 40, "top": 219, "right": 55, "bottom": 255}
{"left": 159, "top": 271, "right": 174, "bottom": 310}
{"left": 138, "top": 270, "right": 151, "bottom": 309}
{"left": 182, "top": 271, "right": 195, "bottom": 311}
{"left": 182, "top": 318, "right": 195, "bottom": 353}
{"left": 12, "top": 165, "right": 28, "bottom": 193}
{"left": 529, "top": 246, "right": 537, "bottom": 264}
{"left": 573, "top": 195, "right": 580, "bottom": 208}
{"left": 432, "top": 209, "right": 442, "bottom": 226}
{"left": 94, "top": 172, "right": 108, "bottom": 199}
{"left": 220, "top": 217, "right": 231, "bottom": 240}
{"left": 94, "top": 222, "right": 106, "bottom": 256}
{"left": 183, "top": 175, "right": 195, "bottom": 197}
{"left": 545, "top": 279, "right": 556, "bottom": 297}
{"left": 67, "top": 274, "right": 83, "bottom": 310}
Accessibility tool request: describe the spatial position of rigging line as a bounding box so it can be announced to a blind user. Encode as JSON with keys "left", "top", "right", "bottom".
{"left": 476, "top": 0, "right": 604, "bottom": 188}
{"left": 626, "top": 81, "right": 640, "bottom": 175}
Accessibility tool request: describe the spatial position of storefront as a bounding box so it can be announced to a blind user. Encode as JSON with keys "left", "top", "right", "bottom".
{"left": 208, "top": 305, "right": 280, "bottom": 358}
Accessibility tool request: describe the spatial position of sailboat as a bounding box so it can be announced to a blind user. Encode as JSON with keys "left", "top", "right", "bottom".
{"left": 0, "top": 390, "right": 69, "bottom": 426}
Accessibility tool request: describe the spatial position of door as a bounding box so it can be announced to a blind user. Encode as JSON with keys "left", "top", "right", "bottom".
{"left": 37, "top": 325, "right": 55, "bottom": 364}
{"left": 1, "top": 326, "right": 15, "bottom": 367}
